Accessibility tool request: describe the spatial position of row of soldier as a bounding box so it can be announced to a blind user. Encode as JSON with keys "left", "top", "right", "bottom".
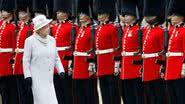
{"left": 0, "top": 0, "right": 185, "bottom": 104}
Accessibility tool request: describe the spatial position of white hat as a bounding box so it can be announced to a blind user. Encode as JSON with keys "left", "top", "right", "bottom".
{"left": 32, "top": 15, "right": 52, "bottom": 32}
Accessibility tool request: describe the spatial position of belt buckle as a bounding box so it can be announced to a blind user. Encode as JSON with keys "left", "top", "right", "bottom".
{"left": 15, "top": 48, "right": 19, "bottom": 53}
{"left": 74, "top": 52, "right": 77, "bottom": 56}
{"left": 96, "top": 51, "right": 99, "bottom": 54}
{"left": 166, "top": 53, "right": 169, "bottom": 57}
{"left": 180, "top": 53, "right": 183, "bottom": 56}
{"left": 122, "top": 52, "right": 126, "bottom": 56}
{"left": 141, "top": 54, "right": 145, "bottom": 58}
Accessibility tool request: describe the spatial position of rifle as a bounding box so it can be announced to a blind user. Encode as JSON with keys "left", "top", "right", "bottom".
{"left": 155, "top": 0, "right": 169, "bottom": 74}
{"left": 63, "top": 0, "right": 77, "bottom": 73}
{"left": 27, "top": 6, "right": 32, "bottom": 37}
{"left": 86, "top": 4, "right": 97, "bottom": 73}
{"left": 131, "top": 6, "right": 143, "bottom": 76}
{"left": 132, "top": 6, "right": 143, "bottom": 65}
{"left": 9, "top": 0, "right": 19, "bottom": 62}
{"left": 113, "top": 0, "right": 122, "bottom": 62}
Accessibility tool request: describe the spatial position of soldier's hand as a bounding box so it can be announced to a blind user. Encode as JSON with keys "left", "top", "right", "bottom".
{"left": 25, "top": 77, "right": 32, "bottom": 88}
{"left": 160, "top": 67, "right": 165, "bottom": 79}
{"left": 59, "top": 72, "right": 65, "bottom": 79}
{"left": 160, "top": 73, "right": 164, "bottom": 79}
{"left": 89, "top": 71, "right": 95, "bottom": 77}
{"left": 114, "top": 61, "right": 120, "bottom": 76}
{"left": 181, "top": 64, "right": 185, "bottom": 78}
{"left": 114, "top": 71, "right": 119, "bottom": 76}
{"left": 139, "top": 68, "right": 143, "bottom": 77}
{"left": 68, "top": 70, "right": 73, "bottom": 76}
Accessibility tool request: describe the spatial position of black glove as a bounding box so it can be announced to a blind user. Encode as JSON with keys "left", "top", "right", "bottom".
{"left": 59, "top": 72, "right": 65, "bottom": 79}
{"left": 25, "top": 77, "right": 32, "bottom": 88}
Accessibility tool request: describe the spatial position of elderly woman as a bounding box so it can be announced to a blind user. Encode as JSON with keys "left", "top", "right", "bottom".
{"left": 23, "top": 15, "right": 65, "bottom": 104}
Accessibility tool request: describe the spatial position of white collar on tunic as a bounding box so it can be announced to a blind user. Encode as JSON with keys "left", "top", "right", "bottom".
{"left": 34, "top": 33, "right": 49, "bottom": 44}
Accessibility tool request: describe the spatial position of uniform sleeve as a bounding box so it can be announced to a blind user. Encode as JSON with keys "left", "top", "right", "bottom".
{"left": 23, "top": 39, "right": 32, "bottom": 78}
{"left": 54, "top": 39, "right": 65, "bottom": 74}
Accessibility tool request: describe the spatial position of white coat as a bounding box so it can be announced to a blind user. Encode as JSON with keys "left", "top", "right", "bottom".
{"left": 23, "top": 33, "right": 64, "bottom": 104}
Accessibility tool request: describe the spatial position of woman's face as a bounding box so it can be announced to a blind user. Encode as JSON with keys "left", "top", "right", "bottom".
{"left": 38, "top": 24, "right": 50, "bottom": 38}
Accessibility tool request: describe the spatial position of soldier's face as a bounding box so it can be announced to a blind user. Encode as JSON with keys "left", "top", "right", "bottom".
{"left": 120, "top": 15, "right": 126, "bottom": 23}
{"left": 2, "top": 10, "right": 11, "bottom": 19}
{"left": 56, "top": 11, "right": 68, "bottom": 20}
{"left": 79, "top": 13, "right": 90, "bottom": 24}
{"left": 171, "top": 15, "right": 184, "bottom": 25}
{"left": 18, "top": 11, "right": 28, "bottom": 20}
{"left": 144, "top": 16, "right": 157, "bottom": 25}
{"left": 97, "top": 13, "right": 109, "bottom": 22}
{"left": 38, "top": 24, "right": 50, "bottom": 37}
{"left": 124, "top": 15, "right": 136, "bottom": 24}
{"left": 0, "top": 11, "right": 2, "bottom": 20}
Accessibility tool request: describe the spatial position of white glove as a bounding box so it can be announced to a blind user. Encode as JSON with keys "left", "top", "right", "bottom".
{"left": 159, "top": 66, "right": 165, "bottom": 79}
{"left": 181, "top": 64, "right": 185, "bottom": 78}
{"left": 114, "top": 61, "right": 120, "bottom": 76}
{"left": 88, "top": 63, "right": 96, "bottom": 72}
{"left": 67, "top": 60, "right": 73, "bottom": 76}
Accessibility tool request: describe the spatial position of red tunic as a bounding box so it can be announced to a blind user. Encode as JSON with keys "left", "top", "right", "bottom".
{"left": 142, "top": 26, "right": 164, "bottom": 82}
{"left": 95, "top": 23, "right": 119, "bottom": 76}
{"left": 73, "top": 25, "right": 93, "bottom": 79}
{"left": 51, "top": 21, "right": 74, "bottom": 73}
{"left": 120, "top": 25, "right": 141, "bottom": 80}
{"left": 165, "top": 25, "right": 185, "bottom": 80}
{"left": 0, "top": 20, "right": 16, "bottom": 76}
{"left": 14, "top": 22, "right": 33, "bottom": 75}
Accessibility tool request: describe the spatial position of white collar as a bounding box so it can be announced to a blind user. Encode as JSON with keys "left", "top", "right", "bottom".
{"left": 34, "top": 33, "right": 49, "bottom": 44}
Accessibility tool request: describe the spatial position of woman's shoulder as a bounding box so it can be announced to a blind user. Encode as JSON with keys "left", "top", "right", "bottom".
{"left": 25, "top": 35, "right": 35, "bottom": 43}
{"left": 48, "top": 35, "right": 55, "bottom": 42}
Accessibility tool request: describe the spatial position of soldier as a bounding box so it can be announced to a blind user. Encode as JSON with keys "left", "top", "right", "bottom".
{"left": 72, "top": 0, "right": 98, "bottom": 104}
{"left": 52, "top": 0, "right": 73, "bottom": 104}
{"left": 119, "top": 0, "right": 144, "bottom": 104}
{"left": 164, "top": 0, "right": 185, "bottom": 104}
{"left": 142, "top": 0, "right": 166, "bottom": 104}
{"left": 93, "top": 0, "right": 121, "bottom": 104}
{"left": 0, "top": 0, "right": 19, "bottom": 104}
{"left": 13, "top": 0, "right": 33, "bottom": 104}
